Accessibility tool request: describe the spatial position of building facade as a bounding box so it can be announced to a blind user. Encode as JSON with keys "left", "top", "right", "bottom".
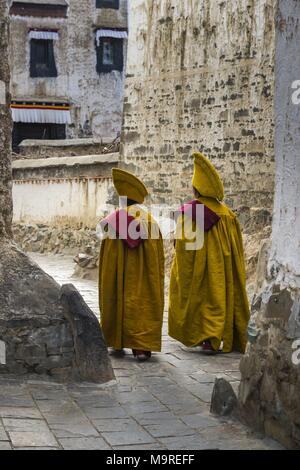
{"left": 10, "top": 0, "right": 128, "bottom": 149}
{"left": 121, "top": 0, "right": 275, "bottom": 214}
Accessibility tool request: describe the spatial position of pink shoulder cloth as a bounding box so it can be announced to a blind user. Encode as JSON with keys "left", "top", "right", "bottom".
{"left": 177, "top": 199, "right": 220, "bottom": 231}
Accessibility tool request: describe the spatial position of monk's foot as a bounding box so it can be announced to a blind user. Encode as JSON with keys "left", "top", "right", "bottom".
{"left": 200, "top": 341, "right": 218, "bottom": 355}
{"left": 132, "top": 349, "right": 151, "bottom": 362}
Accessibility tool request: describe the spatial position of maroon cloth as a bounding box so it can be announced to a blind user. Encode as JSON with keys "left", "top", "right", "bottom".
{"left": 177, "top": 199, "right": 220, "bottom": 231}
{"left": 101, "top": 209, "right": 142, "bottom": 249}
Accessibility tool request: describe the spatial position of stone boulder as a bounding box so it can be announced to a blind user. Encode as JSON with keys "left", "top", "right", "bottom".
{"left": 0, "top": 241, "right": 113, "bottom": 383}
{"left": 210, "top": 378, "right": 239, "bottom": 417}
{"left": 60, "top": 283, "right": 113, "bottom": 383}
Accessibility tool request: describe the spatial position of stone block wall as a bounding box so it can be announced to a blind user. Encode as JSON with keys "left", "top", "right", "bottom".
{"left": 239, "top": 0, "right": 300, "bottom": 449}
{"left": 121, "top": 0, "right": 276, "bottom": 212}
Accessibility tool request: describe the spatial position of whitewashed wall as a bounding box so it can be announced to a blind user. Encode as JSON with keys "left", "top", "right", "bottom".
{"left": 269, "top": 0, "right": 300, "bottom": 281}
{"left": 13, "top": 177, "right": 111, "bottom": 228}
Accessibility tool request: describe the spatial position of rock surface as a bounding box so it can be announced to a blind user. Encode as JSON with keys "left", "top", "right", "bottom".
{"left": 0, "top": 0, "right": 13, "bottom": 239}
{"left": 60, "top": 284, "right": 114, "bottom": 383}
{"left": 0, "top": 242, "right": 112, "bottom": 383}
{"left": 210, "top": 378, "right": 238, "bottom": 417}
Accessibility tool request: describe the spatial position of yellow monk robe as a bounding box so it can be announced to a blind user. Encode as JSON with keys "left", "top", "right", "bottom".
{"left": 168, "top": 153, "right": 250, "bottom": 353}
{"left": 98, "top": 169, "right": 165, "bottom": 352}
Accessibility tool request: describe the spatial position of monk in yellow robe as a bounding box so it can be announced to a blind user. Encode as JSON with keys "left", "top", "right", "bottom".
{"left": 98, "top": 168, "right": 164, "bottom": 361}
{"left": 168, "top": 152, "right": 250, "bottom": 354}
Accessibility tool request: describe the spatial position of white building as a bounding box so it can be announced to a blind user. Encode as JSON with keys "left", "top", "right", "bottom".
{"left": 9, "top": 0, "right": 128, "bottom": 149}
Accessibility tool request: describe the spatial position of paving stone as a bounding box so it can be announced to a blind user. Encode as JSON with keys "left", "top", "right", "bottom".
{"left": 123, "top": 400, "right": 168, "bottom": 416}
{"left": 197, "top": 422, "right": 252, "bottom": 447}
{"left": 3, "top": 418, "right": 58, "bottom": 447}
{"left": 180, "top": 413, "right": 222, "bottom": 429}
{"left": 114, "top": 385, "right": 132, "bottom": 393}
{"left": 159, "top": 435, "right": 218, "bottom": 450}
{"left": 190, "top": 371, "right": 224, "bottom": 383}
{"left": 15, "top": 447, "right": 60, "bottom": 451}
{"left": 171, "top": 374, "right": 202, "bottom": 385}
{"left": 0, "top": 394, "right": 35, "bottom": 408}
{"left": 170, "top": 350, "right": 204, "bottom": 361}
{"left": 134, "top": 411, "right": 175, "bottom": 426}
{"left": 225, "top": 371, "right": 242, "bottom": 381}
{"left": 36, "top": 400, "right": 89, "bottom": 425}
{"left": 0, "top": 407, "right": 42, "bottom": 419}
{"left": 73, "top": 395, "right": 118, "bottom": 409}
{"left": 0, "top": 425, "right": 8, "bottom": 441}
{"left": 113, "top": 443, "right": 167, "bottom": 450}
{"left": 144, "top": 419, "right": 195, "bottom": 438}
{"left": 167, "top": 401, "right": 206, "bottom": 416}
{"left": 84, "top": 406, "right": 128, "bottom": 420}
{"left": 149, "top": 389, "right": 187, "bottom": 405}
{"left": 113, "top": 369, "right": 136, "bottom": 378}
{"left": 161, "top": 357, "right": 202, "bottom": 373}
{"left": 59, "top": 437, "right": 110, "bottom": 450}
{"left": 201, "top": 362, "right": 240, "bottom": 374}
{"left": 137, "top": 376, "right": 176, "bottom": 388}
{"left": 92, "top": 418, "right": 137, "bottom": 433}
{"left": 184, "top": 383, "right": 214, "bottom": 403}
{"left": 8, "top": 430, "right": 58, "bottom": 448}
{"left": 101, "top": 426, "right": 156, "bottom": 446}
{"left": 113, "top": 389, "right": 156, "bottom": 404}
{"left": 28, "top": 385, "right": 69, "bottom": 401}
{"left": 0, "top": 442, "right": 12, "bottom": 450}
{"left": 49, "top": 422, "right": 99, "bottom": 438}
{"left": 3, "top": 418, "right": 46, "bottom": 432}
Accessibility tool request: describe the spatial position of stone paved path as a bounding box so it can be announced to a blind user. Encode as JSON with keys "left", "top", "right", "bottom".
{"left": 0, "top": 254, "right": 283, "bottom": 450}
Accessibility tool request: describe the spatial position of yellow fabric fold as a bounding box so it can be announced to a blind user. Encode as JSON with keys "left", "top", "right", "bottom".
{"left": 168, "top": 196, "right": 250, "bottom": 353}
{"left": 99, "top": 206, "right": 165, "bottom": 352}
{"left": 192, "top": 152, "right": 224, "bottom": 201}
{"left": 112, "top": 168, "right": 149, "bottom": 204}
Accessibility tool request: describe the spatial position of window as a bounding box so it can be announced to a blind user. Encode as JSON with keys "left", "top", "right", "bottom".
{"left": 96, "top": 0, "right": 119, "bottom": 9}
{"left": 96, "top": 37, "right": 123, "bottom": 73}
{"left": 10, "top": 2, "right": 68, "bottom": 18}
{"left": 12, "top": 123, "right": 66, "bottom": 151}
{"left": 30, "top": 39, "right": 57, "bottom": 78}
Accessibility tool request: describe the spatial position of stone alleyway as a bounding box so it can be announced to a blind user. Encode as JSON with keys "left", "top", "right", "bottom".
{"left": 0, "top": 254, "right": 283, "bottom": 450}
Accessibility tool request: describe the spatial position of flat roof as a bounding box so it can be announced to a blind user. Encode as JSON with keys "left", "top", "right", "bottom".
{"left": 13, "top": 153, "right": 119, "bottom": 170}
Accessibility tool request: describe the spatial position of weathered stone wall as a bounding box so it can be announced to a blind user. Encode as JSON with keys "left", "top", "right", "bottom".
{"left": 0, "top": 0, "right": 13, "bottom": 239}
{"left": 16, "top": 137, "right": 119, "bottom": 159}
{"left": 239, "top": 0, "right": 300, "bottom": 449}
{"left": 121, "top": 0, "right": 276, "bottom": 212}
{"left": 10, "top": 0, "right": 128, "bottom": 139}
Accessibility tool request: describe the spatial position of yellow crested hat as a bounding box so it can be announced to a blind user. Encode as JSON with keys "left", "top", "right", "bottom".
{"left": 192, "top": 152, "right": 224, "bottom": 201}
{"left": 112, "top": 168, "right": 149, "bottom": 204}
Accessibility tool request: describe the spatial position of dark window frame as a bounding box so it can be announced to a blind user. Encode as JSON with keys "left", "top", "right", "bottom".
{"left": 30, "top": 39, "right": 58, "bottom": 78}
{"left": 96, "top": 37, "right": 124, "bottom": 74}
{"left": 96, "top": 0, "right": 120, "bottom": 10}
{"left": 10, "top": 2, "right": 68, "bottom": 18}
